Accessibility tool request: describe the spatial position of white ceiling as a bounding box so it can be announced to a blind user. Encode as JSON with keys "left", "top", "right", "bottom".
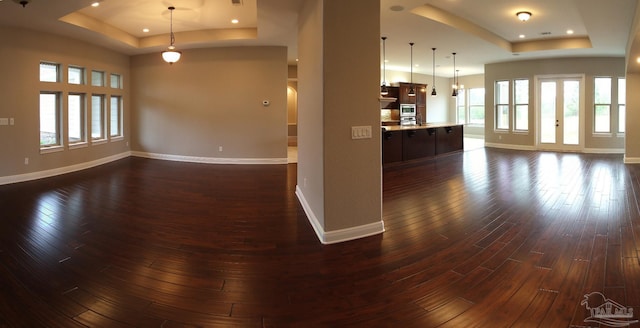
{"left": 0, "top": 0, "right": 637, "bottom": 78}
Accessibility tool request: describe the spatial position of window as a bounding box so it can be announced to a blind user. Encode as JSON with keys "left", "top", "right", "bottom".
{"left": 68, "top": 66, "right": 85, "bottom": 85}
{"left": 514, "top": 79, "right": 529, "bottom": 131}
{"left": 40, "top": 92, "right": 61, "bottom": 147}
{"left": 91, "top": 95, "right": 106, "bottom": 140}
{"left": 618, "top": 78, "right": 625, "bottom": 133}
{"left": 91, "top": 70, "right": 105, "bottom": 87}
{"left": 110, "top": 96, "right": 122, "bottom": 138}
{"left": 594, "top": 77, "right": 611, "bottom": 133}
{"left": 495, "top": 81, "right": 509, "bottom": 130}
{"left": 68, "top": 94, "right": 86, "bottom": 144}
{"left": 110, "top": 73, "right": 122, "bottom": 89}
{"left": 40, "top": 62, "right": 60, "bottom": 82}
{"left": 469, "top": 88, "right": 485, "bottom": 125}
{"left": 456, "top": 89, "right": 466, "bottom": 124}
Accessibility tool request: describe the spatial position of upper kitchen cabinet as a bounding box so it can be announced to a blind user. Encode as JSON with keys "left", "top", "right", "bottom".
{"left": 380, "top": 86, "right": 399, "bottom": 109}
{"left": 398, "top": 82, "right": 426, "bottom": 105}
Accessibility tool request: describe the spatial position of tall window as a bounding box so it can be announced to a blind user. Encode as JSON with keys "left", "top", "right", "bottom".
{"left": 495, "top": 81, "right": 509, "bottom": 130}
{"left": 594, "top": 77, "right": 611, "bottom": 133}
{"left": 110, "top": 96, "right": 123, "bottom": 138}
{"left": 40, "top": 62, "right": 60, "bottom": 82}
{"left": 68, "top": 94, "right": 86, "bottom": 144}
{"left": 457, "top": 89, "right": 466, "bottom": 124}
{"left": 40, "top": 92, "right": 61, "bottom": 147}
{"left": 91, "top": 95, "right": 106, "bottom": 140}
{"left": 469, "top": 88, "right": 485, "bottom": 125}
{"left": 514, "top": 79, "right": 529, "bottom": 131}
{"left": 68, "top": 66, "right": 85, "bottom": 85}
{"left": 618, "top": 78, "right": 625, "bottom": 133}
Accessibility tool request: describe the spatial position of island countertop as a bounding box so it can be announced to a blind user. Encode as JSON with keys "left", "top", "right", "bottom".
{"left": 381, "top": 123, "right": 463, "bottom": 132}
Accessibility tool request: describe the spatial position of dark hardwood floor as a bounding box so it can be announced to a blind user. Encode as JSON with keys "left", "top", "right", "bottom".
{"left": 1, "top": 147, "right": 639, "bottom": 327}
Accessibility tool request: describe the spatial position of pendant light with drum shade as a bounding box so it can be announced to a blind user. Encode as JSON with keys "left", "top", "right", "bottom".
{"left": 431, "top": 48, "right": 437, "bottom": 97}
{"left": 408, "top": 42, "right": 416, "bottom": 97}
{"left": 161, "top": 6, "right": 182, "bottom": 64}
{"left": 451, "top": 52, "right": 458, "bottom": 97}
{"left": 380, "top": 37, "right": 389, "bottom": 96}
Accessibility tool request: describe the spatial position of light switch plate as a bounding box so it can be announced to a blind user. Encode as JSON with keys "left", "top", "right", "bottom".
{"left": 0, "top": 118, "right": 8, "bottom": 126}
{"left": 351, "top": 126, "right": 372, "bottom": 139}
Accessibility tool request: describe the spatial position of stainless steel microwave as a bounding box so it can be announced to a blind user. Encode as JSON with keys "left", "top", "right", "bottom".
{"left": 400, "top": 104, "right": 416, "bottom": 117}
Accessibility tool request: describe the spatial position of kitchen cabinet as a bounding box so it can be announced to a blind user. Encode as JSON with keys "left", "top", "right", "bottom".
{"left": 382, "top": 130, "right": 403, "bottom": 164}
{"left": 398, "top": 82, "right": 426, "bottom": 105}
{"left": 402, "top": 128, "right": 436, "bottom": 161}
{"left": 381, "top": 124, "right": 463, "bottom": 165}
{"left": 435, "top": 125, "right": 463, "bottom": 154}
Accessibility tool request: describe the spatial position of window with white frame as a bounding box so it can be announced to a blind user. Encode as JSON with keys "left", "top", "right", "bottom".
{"left": 618, "top": 78, "right": 625, "bottom": 133}
{"left": 110, "top": 73, "right": 122, "bottom": 89}
{"left": 469, "top": 88, "right": 485, "bottom": 125}
{"left": 514, "top": 79, "right": 529, "bottom": 131}
{"left": 91, "top": 70, "right": 105, "bottom": 87}
{"left": 68, "top": 66, "right": 85, "bottom": 85}
{"left": 110, "top": 96, "right": 123, "bottom": 138}
{"left": 594, "top": 77, "right": 611, "bottom": 133}
{"left": 91, "top": 94, "right": 106, "bottom": 141}
{"left": 456, "top": 89, "right": 466, "bottom": 124}
{"left": 40, "top": 62, "right": 60, "bottom": 82}
{"left": 495, "top": 81, "right": 509, "bottom": 130}
{"left": 40, "top": 92, "right": 61, "bottom": 147}
{"left": 68, "top": 93, "right": 86, "bottom": 144}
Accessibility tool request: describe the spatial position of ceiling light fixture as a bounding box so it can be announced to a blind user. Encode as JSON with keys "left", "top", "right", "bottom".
{"left": 451, "top": 52, "right": 458, "bottom": 97}
{"left": 161, "top": 6, "right": 182, "bottom": 64}
{"left": 567, "top": 29, "right": 574, "bottom": 35}
{"left": 91, "top": 2, "right": 100, "bottom": 7}
{"left": 231, "top": 19, "right": 239, "bottom": 24}
{"left": 431, "top": 48, "right": 437, "bottom": 97}
{"left": 516, "top": 11, "right": 532, "bottom": 22}
{"left": 408, "top": 42, "right": 416, "bottom": 97}
{"left": 381, "top": 37, "right": 388, "bottom": 96}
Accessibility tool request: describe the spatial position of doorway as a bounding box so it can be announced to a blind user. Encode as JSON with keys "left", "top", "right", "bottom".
{"left": 535, "top": 75, "right": 585, "bottom": 151}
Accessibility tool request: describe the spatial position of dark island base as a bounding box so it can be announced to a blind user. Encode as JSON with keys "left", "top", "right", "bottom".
{"left": 382, "top": 124, "right": 464, "bottom": 165}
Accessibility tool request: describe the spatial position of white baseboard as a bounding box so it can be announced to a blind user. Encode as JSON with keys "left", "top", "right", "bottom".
{"left": 295, "top": 185, "right": 385, "bottom": 244}
{"left": 484, "top": 142, "right": 536, "bottom": 151}
{"left": 131, "top": 151, "right": 287, "bottom": 165}
{"left": 583, "top": 148, "right": 624, "bottom": 154}
{"left": 0, "top": 152, "right": 131, "bottom": 186}
{"left": 624, "top": 156, "right": 640, "bottom": 164}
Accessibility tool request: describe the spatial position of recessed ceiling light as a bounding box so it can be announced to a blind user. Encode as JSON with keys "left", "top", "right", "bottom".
{"left": 231, "top": 19, "right": 239, "bottom": 24}
{"left": 142, "top": 28, "right": 149, "bottom": 33}
{"left": 519, "top": 34, "right": 525, "bottom": 39}
{"left": 390, "top": 5, "right": 404, "bottom": 12}
{"left": 91, "top": 2, "right": 100, "bottom": 7}
{"left": 636, "top": 57, "right": 640, "bottom": 63}
{"left": 566, "top": 29, "right": 574, "bottom": 35}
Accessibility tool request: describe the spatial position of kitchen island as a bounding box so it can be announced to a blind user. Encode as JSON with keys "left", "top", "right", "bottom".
{"left": 382, "top": 123, "right": 463, "bottom": 164}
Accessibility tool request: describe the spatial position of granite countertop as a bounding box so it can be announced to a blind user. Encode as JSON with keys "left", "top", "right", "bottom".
{"left": 382, "top": 123, "right": 462, "bottom": 131}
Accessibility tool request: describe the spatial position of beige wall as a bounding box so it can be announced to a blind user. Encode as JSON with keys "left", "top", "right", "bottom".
{"left": 485, "top": 57, "right": 625, "bottom": 151}
{"left": 0, "top": 26, "right": 130, "bottom": 180}
{"left": 130, "top": 47, "right": 288, "bottom": 160}
{"left": 626, "top": 72, "right": 640, "bottom": 161}
{"left": 297, "top": 0, "right": 382, "bottom": 241}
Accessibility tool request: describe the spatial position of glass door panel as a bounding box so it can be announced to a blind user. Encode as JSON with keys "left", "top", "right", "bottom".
{"left": 563, "top": 80, "right": 580, "bottom": 145}
{"left": 540, "top": 81, "right": 556, "bottom": 144}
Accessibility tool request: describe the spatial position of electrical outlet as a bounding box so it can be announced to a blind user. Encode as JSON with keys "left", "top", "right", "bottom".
{"left": 218, "top": 146, "right": 223, "bottom": 152}
{"left": 24, "top": 157, "right": 29, "bottom": 165}
{"left": 9, "top": 118, "right": 14, "bottom": 126}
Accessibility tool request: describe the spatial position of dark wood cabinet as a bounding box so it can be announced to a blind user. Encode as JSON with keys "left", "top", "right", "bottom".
{"left": 398, "top": 82, "right": 426, "bottom": 105}
{"left": 381, "top": 86, "right": 399, "bottom": 109}
{"left": 402, "top": 128, "right": 436, "bottom": 161}
{"left": 382, "top": 125, "right": 463, "bottom": 165}
{"left": 435, "top": 125, "right": 464, "bottom": 154}
{"left": 382, "top": 130, "right": 403, "bottom": 164}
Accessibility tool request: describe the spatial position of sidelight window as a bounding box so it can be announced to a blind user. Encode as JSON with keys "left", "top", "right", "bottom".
{"left": 594, "top": 77, "right": 611, "bottom": 133}
{"left": 495, "top": 81, "right": 509, "bottom": 130}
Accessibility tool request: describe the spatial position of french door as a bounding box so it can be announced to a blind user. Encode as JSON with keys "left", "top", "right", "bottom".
{"left": 536, "top": 75, "right": 584, "bottom": 151}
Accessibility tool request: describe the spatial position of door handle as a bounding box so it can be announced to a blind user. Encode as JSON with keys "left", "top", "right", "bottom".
{"left": 556, "top": 119, "right": 559, "bottom": 127}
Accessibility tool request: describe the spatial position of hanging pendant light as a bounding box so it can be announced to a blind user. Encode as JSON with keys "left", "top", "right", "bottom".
{"left": 451, "top": 52, "right": 458, "bottom": 97}
{"left": 162, "top": 6, "right": 182, "bottom": 64}
{"left": 380, "top": 37, "right": 389, "bottom": 96}
{"left": 431, "top": 48, "right": 437, "bottom": 97}
{"left": 408, "top": 42, "right": 416, "bottom": 97}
